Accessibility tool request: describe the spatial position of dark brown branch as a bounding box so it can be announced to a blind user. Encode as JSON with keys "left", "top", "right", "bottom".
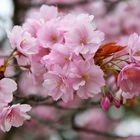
{"left": 12, "top": 0, "right": 93, "bottom": 10}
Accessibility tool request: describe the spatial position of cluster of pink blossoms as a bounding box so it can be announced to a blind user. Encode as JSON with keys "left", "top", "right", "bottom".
{"left": 0, "top": 77, "right": 31, "bottom": 132}
{"left": 2, "top": 3, "right": 140, "bottom": 133}
{"left": 8, "top": 5, "right": 105, "bottom": 103}
{"left": 101, "top": 33, "right": 140, "bottom": 110}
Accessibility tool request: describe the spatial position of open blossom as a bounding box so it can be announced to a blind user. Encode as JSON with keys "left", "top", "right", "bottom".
{"left": 8, "top": 26, "right": 38, "bottom": 56}
{"left": 117, "top": 64, "right": 140, "bottom": 99}
{"left": 43, "top": 66, "right": 74, "bottom": 102}
{"left": 72, "top": 61, "right": 105, "bottom": 99}
{"left": 42, "top": 44, "right": 73, "bottom": 70}
{"left": 37, "top": 20, "right": 64, "bottom": 48}
{"left": 65, "top": 18, "right": 104, "bottom": 55}
{"left": 0, "top": 104, "right": 31, "bottom": 132}
{"left": 0, "top": 78, "right": 17, "bottom": 106}
{"left": 128, "top": 33, "right": 140, "bottom": 63}
{"left": 23, "top": 19, "right": 41, "bottom": 38}
{"left": 43, "top": 59, "right": 105, "bottom": 101}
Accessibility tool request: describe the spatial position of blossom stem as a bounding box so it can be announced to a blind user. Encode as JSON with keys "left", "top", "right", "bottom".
{"left": 4, "top": 48, "right": 16, "bottom": 66}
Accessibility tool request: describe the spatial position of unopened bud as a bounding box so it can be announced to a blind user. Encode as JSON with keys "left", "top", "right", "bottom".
{"left": 100, "top": 96, "right": 110, "bottom": 111}
{"left": 114, "top": 99, "right": 121, "bottom": 108}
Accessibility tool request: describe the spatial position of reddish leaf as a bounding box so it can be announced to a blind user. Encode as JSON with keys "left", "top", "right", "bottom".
{"left": 95, "top": 42, "right": 126, "bottom": 59}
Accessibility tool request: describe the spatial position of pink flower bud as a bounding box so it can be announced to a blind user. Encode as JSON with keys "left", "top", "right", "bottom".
{"left": 100, "top": 97, "right": 110, "bottom": 111}
{"left": 107, "top": 94, "right": 114, "bottom": 102}
{"left": 114, "top": 99, "right": 121, "bottom": 108}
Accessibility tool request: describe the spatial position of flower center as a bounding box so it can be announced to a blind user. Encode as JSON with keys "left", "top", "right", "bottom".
{"left": 80, "top": 37, "right": 87, "bottom": 45}
{"left": 50, "top": 35, "right": 58, "bottom": 43}
{"left": 82, "top": 73, "right": 89, "bottom": 81}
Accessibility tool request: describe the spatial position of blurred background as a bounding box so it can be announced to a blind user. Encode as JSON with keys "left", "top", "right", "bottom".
{"left": 1, "top": 0, "right": 140, "bottom": 140}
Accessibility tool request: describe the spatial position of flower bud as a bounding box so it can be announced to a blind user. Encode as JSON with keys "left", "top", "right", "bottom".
{"left": 100, "top": 96, "right": 110, "bottom": 111}
{"left": 114, "top": 99, "right": 121, "bottom": 108}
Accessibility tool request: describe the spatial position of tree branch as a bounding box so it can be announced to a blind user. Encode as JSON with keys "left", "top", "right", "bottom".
{"left": 15, "top": 0, "right": 93, "bottom": 10}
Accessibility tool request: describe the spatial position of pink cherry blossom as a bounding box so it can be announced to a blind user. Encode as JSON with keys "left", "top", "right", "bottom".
{"left": 39, "top": 5, "right": 58, "bottom": 21}
{"left": 117, "top": 64, "right": 140, "bottom": 99}
{"left": 37, "top": 20, "right": 64, "bottom": 48}
{"left": 65, "top": 19, "right": 104, "bottom": 55}
{"left": 72, "top": 61, "right": 105, "bottom": 99}
{"left": 42, "top": 44, "right": 73, "bottom": 70}
{"left": 23, "top": 19, "right": 41, "bottom": 38}
{"left": 0, "top": 104, "right": 31, "bottom": 132}
{"left": 43, "top": 66, "right": 74, "bottom": 102}
{"left": 8, "top": 26, "right": 38, "bottom": 56}
{"left": 0, "top": 78, "right": 17, "bottom": 107}
{"left": 128, "top": 33, "right": 140, "bottom": 63}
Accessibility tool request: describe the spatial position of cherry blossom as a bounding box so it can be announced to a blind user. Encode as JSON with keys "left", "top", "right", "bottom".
{"left": 8, "top": 26, "right": 38, "bottom": 56}
{"left": 128, "top": 33, "right": 140, "bottom": 63}
{"left": 42, "top": 44, "right": 73, "bottom": 70}
{"left": 37, "top": 20, "right": 64, "bottom": 48}
{"left": 0, "top": 78, "right": 17, "bottom": 107}
{"left": 0, "top": 104, "right": 31, "bottom": 132}
{"left": 72, "top": 61, "right": 105, "bottom": 99}
{"left": 65, "top": 16, "right": 104, "bottom": 55}
{"left": 43, "top": 65, "right": 74, "bottom": 102}
{"left": 117, "top": 64, "right": 140, "bottom": 99}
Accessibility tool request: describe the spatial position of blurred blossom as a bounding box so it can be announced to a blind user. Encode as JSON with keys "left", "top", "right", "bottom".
{"left": 115, "top": 118, "right": 140, "bottom": 137}
{"left": 31, "top": 106, "right": 59, "bottom": 120}
{"left": 75, "top": 108, "right": 108, "bottom": 140}
{"left": 19, "top": 72, "right": 46, "bottom": 96}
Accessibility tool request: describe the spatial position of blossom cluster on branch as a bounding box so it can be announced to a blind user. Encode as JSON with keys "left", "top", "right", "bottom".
{"left": 0, "top": 4, "right": 140, "bottom": 134}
